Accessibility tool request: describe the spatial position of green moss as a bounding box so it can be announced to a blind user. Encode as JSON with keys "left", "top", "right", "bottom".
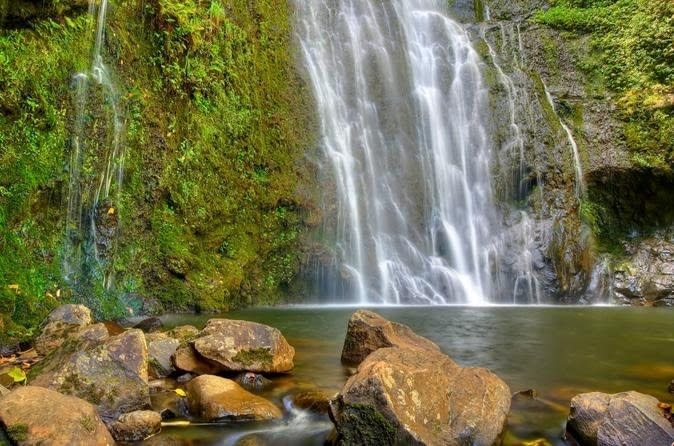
{"left": 232, "top": 347, "right": 273, "bottom": 366}
{"left": 79, "top": 416, "right": 96, "bottom": 433}
{"left": 0, "top": 0, "right": 317, "bottom": 332}
{"left": 337, "top": 403, "right": 398, "bottom": 446}
{"left": 6, "top": 424, "right": 28, "bottom": 442}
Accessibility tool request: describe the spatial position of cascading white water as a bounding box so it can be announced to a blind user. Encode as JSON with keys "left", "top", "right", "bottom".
{"left": 64, "top": 0, "right": 125, "bottom": 291}
{"left": 296, "top": 1, "right": 503, "bottom": 304}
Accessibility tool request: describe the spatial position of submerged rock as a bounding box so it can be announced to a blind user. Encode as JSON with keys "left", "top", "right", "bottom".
{"left": 330, "top": 346, "right": 511, "bottom": 446}
{"left": 185, "top": 375, "right": 282, "bottom": 422}
{"left": 340, "top": 309, "right": 440, "bottom": 365}
{"left": 31, "top": 328, "right": 150, "bottom": 421}
{"left": 134, "top": 317, "right": 164, "bottom": 333}
{"left": 566, "top": 391, "right": 674, "bottom": 446}
{"left": 235, "top": 372, "right": 272, "bottom": 391}
{"left": 0, "top": 385, "right": 114, "bottom": 445}
{"left": 192, "top": 319, "right": 295, "bottom": 373}
{"left": 109, "top": 410, "right": 162, "bottom": 442}
{"left": 34, "top": 304, "right": 93, "bottom": 355}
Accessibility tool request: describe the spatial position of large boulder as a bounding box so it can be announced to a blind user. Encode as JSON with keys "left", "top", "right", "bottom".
{"left": 192, "top": 319, "right": 295, "bottom": 373}
{"left": 340, "top": 310, "right": 440, "bottom": 365}
{"left": 330, "top": 346, "right": 511, "bottom": 446}
{"left": 185, "top": 375, "right": 282, "bottom": 422}
{"left": 0, "top": 386, "right": 114, "bottom": 445}
{"left": 31, "top": 328, "right": 150, "bottom": 421}
{"left": 34, "top": 304, "right": 93, "bottom": 355}
{"left": 172, "top": 344, "right": 223, "bottom": 375}
{"left": 566, "top": 391, "right": 674, "bottom": 446}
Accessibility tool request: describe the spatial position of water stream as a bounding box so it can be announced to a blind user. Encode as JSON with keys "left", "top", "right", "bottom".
{"left": 64, "top": 0, "right": 125, "bottom": 293}
{"left": 296, "top": 0, "right": 513, "bottom": 305}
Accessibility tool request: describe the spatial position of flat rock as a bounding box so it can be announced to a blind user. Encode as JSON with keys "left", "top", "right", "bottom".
{"left": 186, "top": 374, "right": 282, "bottom": 422}
{"left": 193, "top": 319, "right": 294, "bottom": 373}
{"left": 340, "top": 310, "right": 440, "bottom": 365}
{"left": 34, "top": 304, "right": 93, "bottom": 355}
{"left": 109, "top": 410, "right": 162, "bottom": 442}
{"left": 330, "top": 346, "right": 511, "bottom": 446}
{"left": 0, "top": 385, "right": 114, "bottom": 445}
{"left": 567, "top": 391, "right": 674, "bottom": 446}
{"left": 31, "top": 328, "right": 150, "bottom": 421}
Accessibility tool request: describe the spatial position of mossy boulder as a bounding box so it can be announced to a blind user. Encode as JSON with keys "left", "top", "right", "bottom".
{"left": 566, "top": 391, "right": 674, "bottom": 446}
{"left": 341, "top": 310, "right": 440, "bottom": 365}
{"left": 192, "top": 319, "right": 295, "bottom": 373}
{"left": 34, "top": 304, "right": 93, "bottom": 355}
{"left": 0, "top": 385, "right": 114, "bottom": 445}
{"left": 331, "top": 347, "right": 511, "bottom": 446}
{"left": 31, "top": 329, "right": 150, "bottom": 421}
{"left": 185, "top": 375, "right": 282, "bottom": 422}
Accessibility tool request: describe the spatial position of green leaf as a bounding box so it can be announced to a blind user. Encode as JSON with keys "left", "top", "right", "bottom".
{"left": 7, "top": 367, "right": 27, "bottom": 384}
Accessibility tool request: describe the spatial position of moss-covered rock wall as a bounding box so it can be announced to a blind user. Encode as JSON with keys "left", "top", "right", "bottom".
{"left": 0, "top": 0, "right": 317, "bottom": 341}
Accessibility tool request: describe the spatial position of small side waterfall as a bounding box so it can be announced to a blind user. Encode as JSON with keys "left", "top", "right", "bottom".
{"left": 296, "top": 1, "right": 511, "bottom": 304}
{"left": 64, "top": 0, "right": 125, "bottom": 293}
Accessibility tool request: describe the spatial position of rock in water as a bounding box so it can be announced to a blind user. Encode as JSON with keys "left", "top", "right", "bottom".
{"left": 34, "top": 304, "right": 93, "bottom": 355}
{"left": 330, "top": 346, "right": 511, "bottom": 446}
{"left": 0, "top": 386, "right": 114, "bottom": 445}
{"left": 567, "top": 391, "right": 674, "bottom": 446}
{"left": 31, "top": 329, "right": 150, "bottom": 421}
{"left": 235, "top": 372, "right": 272, "bottom": 391}
{"left": 109, "top": 410, "right": 162, "bottom": 442}
{"left": 146, "top": 333, "right": 179, "bottom": 378}
{"left": 134, "top": 317, "right": 164, "bottom": 333}
{"left": 192, "top": 319, "right": 294, "bottom": 373}
{"left": 185, "top": 375, "right": 282, "bottom": 421}
{"left": 340, "top": 310, "right": 440, "bottom": 365}
{"left": 172, "top": 344, "right": 223, "bottom": 375}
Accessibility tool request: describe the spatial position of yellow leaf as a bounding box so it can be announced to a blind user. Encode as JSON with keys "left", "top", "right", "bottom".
{"left": 174, "top": 388, "right": 187, "bottom": 397}
{"left": 8, "top": 284, "right": 19, "bottom": 291}
{"left": 107, "top": 207, "right": 116, "bottom": 215}
{"left": 7, "top": 367, "right": 27, "bottom": 384}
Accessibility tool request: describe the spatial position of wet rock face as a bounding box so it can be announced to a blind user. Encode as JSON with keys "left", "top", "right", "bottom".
{"left": 146, "top": 333, "right": 180, "bottom": 378}
{"left": 567, "top": 391, "right": 674, "bottom": 446}
{"left": 340, "top": 309, "right": 440, "bottom": 365}
{"left": 31, "top": 329, "right": 150, "bottom": 421}
{"left": 192, "top": 319, "right": 295, "bottom": 373}
{"left": 612, "top": 238, "right": 674, "bottom": 305}
{"left": 34, "top": 304, "right": 93, "bottom": 355}
{"left": 0, "top": 0, "right": 90, "bottom": 29}
{"left": 0, "top": 385, "right": 114, "bottom": 445}
{"left": 185, "top": 375, "right": 282, "bottom": 422}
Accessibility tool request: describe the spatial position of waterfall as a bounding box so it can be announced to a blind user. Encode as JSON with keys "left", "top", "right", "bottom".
{"left": 296, "top": 1, "right": 506, "bottom": 304}
{"left": 64, "top": 0, "right": 125, "bottom": 293}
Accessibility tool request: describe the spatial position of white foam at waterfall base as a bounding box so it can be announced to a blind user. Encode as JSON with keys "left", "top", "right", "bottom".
{"left": 295, "top": 0, "right": 532, "bottom": 305}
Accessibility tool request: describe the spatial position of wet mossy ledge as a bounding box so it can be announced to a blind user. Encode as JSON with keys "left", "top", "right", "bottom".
{"left": 0, "top": 0, "right": 318, "bottom": 343}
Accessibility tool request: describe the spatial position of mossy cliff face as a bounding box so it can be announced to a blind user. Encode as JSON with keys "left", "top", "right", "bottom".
{"left": 0, "top": 0, "right": 317, "bottom": 341}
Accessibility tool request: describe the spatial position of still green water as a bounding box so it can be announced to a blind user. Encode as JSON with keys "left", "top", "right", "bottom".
{"left": 150, "top": 306, "right": 673, "bottom": 445}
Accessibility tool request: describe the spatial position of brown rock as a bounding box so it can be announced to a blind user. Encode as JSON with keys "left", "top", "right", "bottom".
{"left": 146, "top": 333, "right": 180, "bottom": 378}
{"left": 0, "top": 386, "right": 114, "bottom": 445}
{"left": 166, "top": 325, "right": 200, "bottom": 342}
{"left": 340, "top": 310, "right": 440, "bottom": 365}
{"left": 31, "top": 329, "right": 150, "bottom": 421}
{"left": 34, "top": 304, "right": 93, "bottom": 355}
{"left": 331, "top": 347, "right": 511, "bottom": 446}
{"left": 192, "top": 319, "right": 294, "bottom": 373}
{"left": 185, "top": 375, "right": 282, "bottom": 421}
{"left": 291, "top": 388, "right": 334, "bottom": 414}
{"left": 109, "top": 410, "right": 162, "bottom": 442}
{"left": 172, "top": 344, "right": 223, "bottom": 375}
{"left": 567, "top": 391, "right": 674, "bottom": 446}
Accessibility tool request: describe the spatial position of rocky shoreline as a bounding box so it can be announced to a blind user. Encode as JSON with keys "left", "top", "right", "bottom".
{"left": 1, "top": 305, "right": 673, "bottom": 445}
